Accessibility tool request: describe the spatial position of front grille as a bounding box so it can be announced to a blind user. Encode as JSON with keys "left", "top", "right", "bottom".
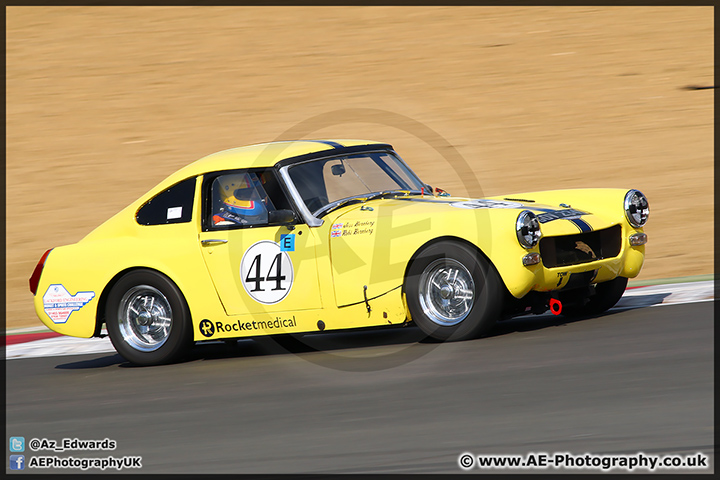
{"left": 540, "top": 225, "right": 621, "bottom": 268}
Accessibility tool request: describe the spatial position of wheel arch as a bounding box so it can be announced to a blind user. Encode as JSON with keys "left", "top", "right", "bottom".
{"left": 401, "top": 235, "right": 508, "bottom": 340}
{"left": 402, "top": 235, "right": 507, "bottom": 294}
{"left": 93, "top": 266, "right": 191, "bottom": 337}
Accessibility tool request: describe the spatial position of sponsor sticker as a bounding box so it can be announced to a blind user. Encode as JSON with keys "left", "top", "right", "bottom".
{"left": 166, "top": 206, "right": 183, "bottom": 220}
{"left": 199, "top": 319, "right": 215, "bottom": 338}
{"left": 240, "top": 241, "right": 294, "bottom": 304}
{"left": 450, "top": 199, "right": 524, "bottom": 209}
{"left": 197, "top": 316, "right": 298, "bottom": 338}
{"left": 535, "top": 208, "right": 586, "bottom": 223}
{"left": 42, "top": 285, "right": 96, "bottom": 324}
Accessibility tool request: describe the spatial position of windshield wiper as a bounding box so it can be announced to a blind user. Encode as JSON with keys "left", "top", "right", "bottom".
{"left": 314, "top": 197, "right": 365, "bottom": 218}
{"left": 362, "top": 189, "right": 408, "bottom": 202}
{"left": 314, "top": 190, "right": 424, "bottom": 218}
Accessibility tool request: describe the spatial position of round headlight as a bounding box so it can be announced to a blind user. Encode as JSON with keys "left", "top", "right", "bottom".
{"left": 624, "top": 189, "right": 649, "bottom": 227}
{"left": 516, "top": 210, "right": 541, "bottom": 248}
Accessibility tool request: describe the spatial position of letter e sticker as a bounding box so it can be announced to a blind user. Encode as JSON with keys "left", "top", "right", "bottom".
{"left": 280, "top": 234, "right": 295, "bottom": 252}
{"left": 240, "top": 241, "right": 294, "bottom": 304}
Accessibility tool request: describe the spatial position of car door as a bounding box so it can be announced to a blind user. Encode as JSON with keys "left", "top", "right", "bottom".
{"left": 198, "top": 169, "right": 323, "bottom": 315}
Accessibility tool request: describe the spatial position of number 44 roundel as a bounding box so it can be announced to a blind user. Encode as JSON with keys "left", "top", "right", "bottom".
{"left": 240, "top": 241, "right": 295, "bottom": 304}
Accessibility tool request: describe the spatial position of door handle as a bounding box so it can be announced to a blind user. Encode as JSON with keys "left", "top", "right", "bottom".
{"left": 201, "top": 239, "right": 228, "bottom": 246}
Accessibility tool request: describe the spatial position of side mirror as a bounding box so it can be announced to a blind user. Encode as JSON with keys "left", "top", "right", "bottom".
{"left": 331, "top": 164, "right": 345, "bottom": 176}
{"left": 268, "top": 209, "right": 297, "bottom": 225}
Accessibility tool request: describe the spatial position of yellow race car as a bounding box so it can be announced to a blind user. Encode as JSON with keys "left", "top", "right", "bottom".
{"left": 29, "top": 140, "right": 649, "bottom": 365}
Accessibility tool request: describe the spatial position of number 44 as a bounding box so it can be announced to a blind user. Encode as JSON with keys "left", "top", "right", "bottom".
{"left": 245, "top": 253, "right": 286, "bottom": 292}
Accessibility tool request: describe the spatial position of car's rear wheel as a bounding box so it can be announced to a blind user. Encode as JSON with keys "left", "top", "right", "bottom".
{"left": 106, "top": 269, "right": 193, "bottom": 366}
{"left": 562, "top": 276, "right": 628, "bottom": 317}
{"left": 405, "top": 241, "right": 502, "bottom": 341}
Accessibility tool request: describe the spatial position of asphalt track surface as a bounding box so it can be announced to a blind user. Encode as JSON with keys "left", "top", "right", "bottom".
{"left": 6, "top": 302, "right": 713, "bottom": 474}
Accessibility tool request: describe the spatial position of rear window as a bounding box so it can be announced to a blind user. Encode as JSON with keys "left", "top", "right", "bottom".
{"left": 136, "top": 177, "right": 196, "bottom": 225}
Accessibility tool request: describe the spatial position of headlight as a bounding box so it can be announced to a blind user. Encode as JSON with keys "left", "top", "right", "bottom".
{"left": 516, "top": 210, "right": 541, "bottom": 248}
{"left": 624, "top": 189, "right": 649, "bottom": 227}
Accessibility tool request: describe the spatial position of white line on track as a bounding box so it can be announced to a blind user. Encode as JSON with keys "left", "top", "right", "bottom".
{"left": 5, "top": 334, "right": 116, "bottom": 360}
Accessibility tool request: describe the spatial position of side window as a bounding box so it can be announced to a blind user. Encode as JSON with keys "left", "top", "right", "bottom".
{"left": 207, "top": 170, "right": 293, "bottom": 229}
{"left": 136, "top": 177, "right": 196, "bottom": 225}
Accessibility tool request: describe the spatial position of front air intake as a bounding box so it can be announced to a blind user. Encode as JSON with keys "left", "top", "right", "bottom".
{"left": 539, "top": 225, "right": 621, "bottom": 268}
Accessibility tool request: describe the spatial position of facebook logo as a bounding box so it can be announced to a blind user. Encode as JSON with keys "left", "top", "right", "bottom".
{"left": 9, "top": 455, "right": 25, "bottom": 470}
{"left": 9, "top": 437, "right": 24, "bottom": 452}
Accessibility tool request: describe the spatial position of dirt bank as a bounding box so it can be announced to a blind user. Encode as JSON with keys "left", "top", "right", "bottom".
{"left": 6, "top": 6, "right": 713, "bottom": 329}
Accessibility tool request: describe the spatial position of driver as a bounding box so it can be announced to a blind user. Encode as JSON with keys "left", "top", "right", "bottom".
{"left": 213, "top": 173, "right": 269, "bottom": 226}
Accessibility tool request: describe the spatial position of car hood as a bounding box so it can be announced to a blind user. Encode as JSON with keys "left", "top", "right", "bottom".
{"left": 325, "top": 190, "right": 625, "bottom": 238}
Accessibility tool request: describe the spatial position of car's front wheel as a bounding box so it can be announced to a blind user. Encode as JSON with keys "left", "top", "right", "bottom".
{"left": 106, "top": 269, "right": 193, "bottom": 366}
{"left": 404, "top": 241, "right": 503, "bottom": 341}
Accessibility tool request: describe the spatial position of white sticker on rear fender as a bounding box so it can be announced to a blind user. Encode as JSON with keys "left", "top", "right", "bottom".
{"left": 43, "top": 284, "right": 96, "bottom": 324}
{"left": 450, "top": 199, "right": 524, "bottom": 209}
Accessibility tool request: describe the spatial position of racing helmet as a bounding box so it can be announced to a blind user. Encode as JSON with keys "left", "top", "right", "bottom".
{"left": 217, "top": 173, "right": 267, "bottom": 219}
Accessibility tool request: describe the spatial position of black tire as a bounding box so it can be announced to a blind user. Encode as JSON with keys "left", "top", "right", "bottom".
{"left": 106, "top": 269, "right": 193, "bottom": 366}
{"left": 404, "top": 241, "right": 503, "bottom": 341}
{"left": 562, "top": 276, "right": 628, "bottom": 317}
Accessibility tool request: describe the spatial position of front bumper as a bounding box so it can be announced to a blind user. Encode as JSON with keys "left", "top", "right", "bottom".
{"left": 504, "top": 223, "right": 646, "bottom": 299}
{"left": 508, "top": 222, "right": 645, "bottom": 298}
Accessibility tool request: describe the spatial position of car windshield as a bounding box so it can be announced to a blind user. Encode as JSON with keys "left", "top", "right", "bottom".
{"left": 287, "top": 152, "right": 426, "bottom": 217}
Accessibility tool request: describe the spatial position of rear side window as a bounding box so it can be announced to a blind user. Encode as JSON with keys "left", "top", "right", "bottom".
{"left": 136, "top": 177, "right": 196, "bottom": 225}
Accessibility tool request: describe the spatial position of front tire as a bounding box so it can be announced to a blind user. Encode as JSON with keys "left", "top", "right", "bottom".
{"left": 106, "top": 269, "right": 193, "bottom": 366}
{"left": 404, "top": 241, "right": 503, "bottom": 341}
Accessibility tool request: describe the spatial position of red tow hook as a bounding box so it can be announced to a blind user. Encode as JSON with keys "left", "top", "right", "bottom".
{"left": 549, "top": 298, "right": 563, "bottom": 316}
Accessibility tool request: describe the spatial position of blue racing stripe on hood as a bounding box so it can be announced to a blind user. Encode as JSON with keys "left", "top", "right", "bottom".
{"left": 569, "top": 218, "right": 592, "bottom": 232}
{"left": 532, "top": 207, "right": 593, "bottom": 231}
